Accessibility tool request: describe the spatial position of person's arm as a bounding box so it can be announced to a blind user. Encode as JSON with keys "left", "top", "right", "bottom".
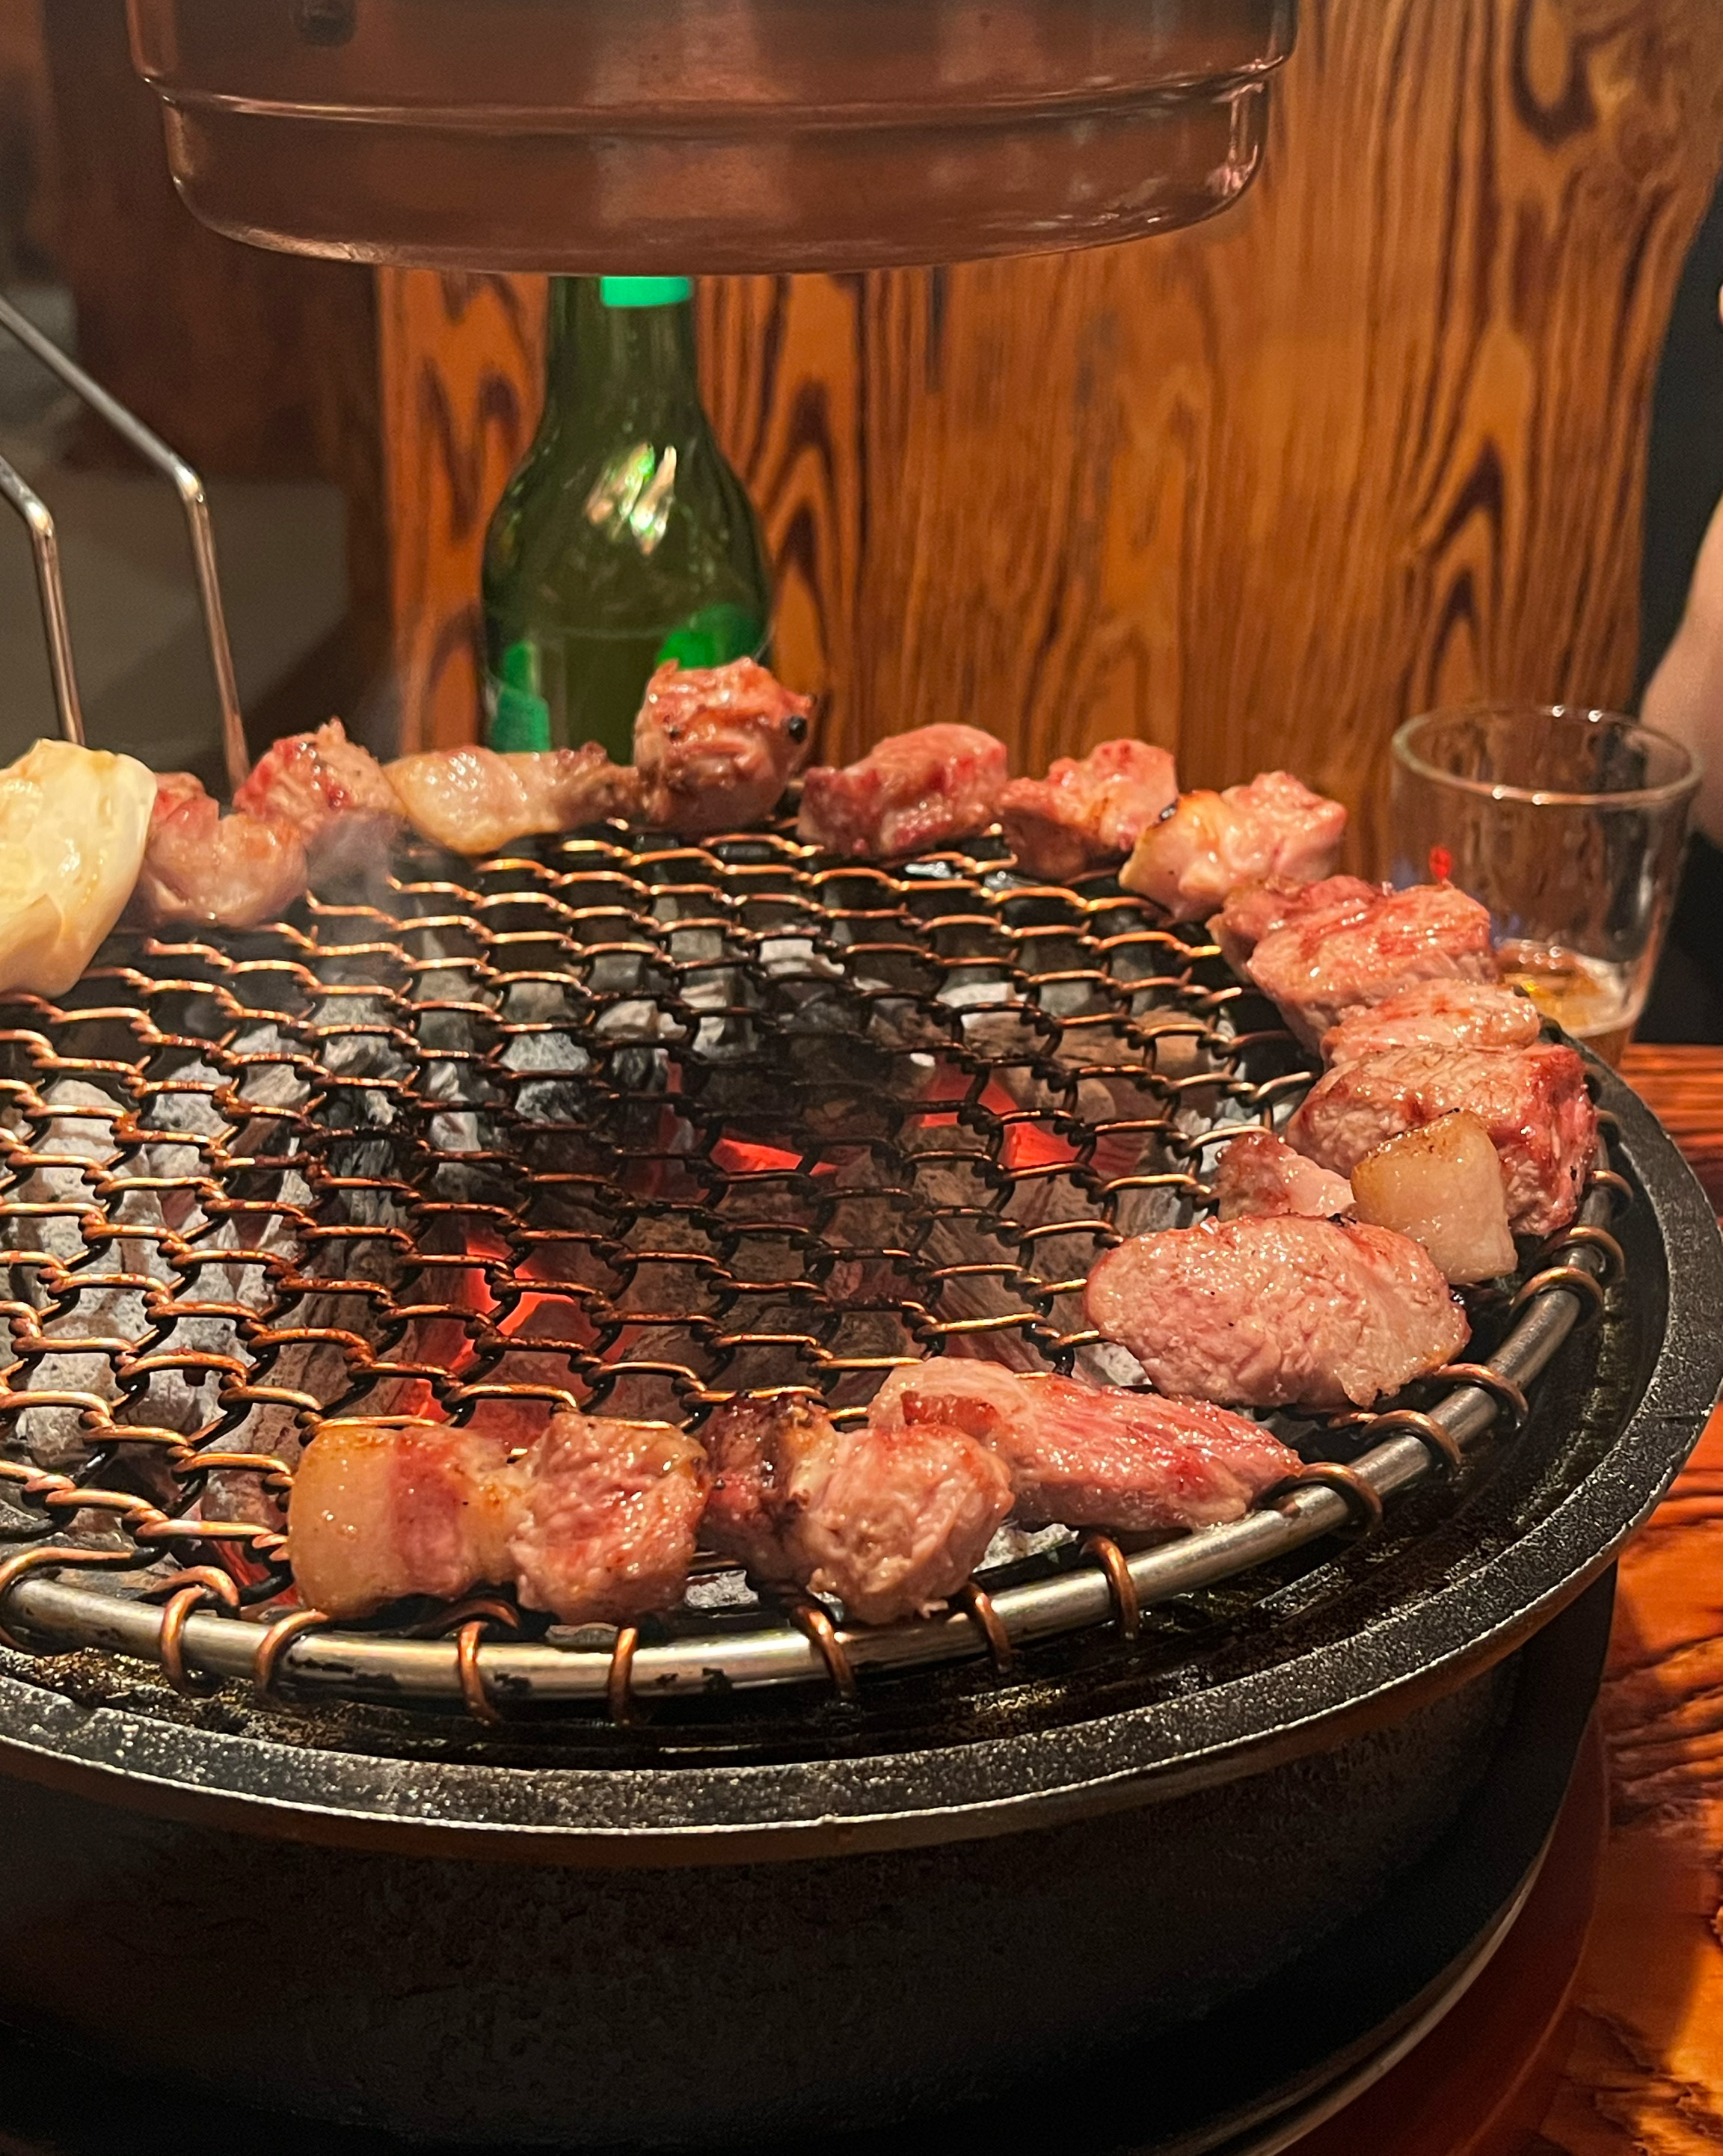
{"left": 1641, "top": 289, "right": 1723, "bottom": 839}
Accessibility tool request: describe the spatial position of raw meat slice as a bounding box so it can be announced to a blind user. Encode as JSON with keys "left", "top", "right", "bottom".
{"left": 1084, "top": 1215, "right": 1467, "bottom": 1410}
{"left": 999, "top": 738, "right": 1178, "bottom": 882}
{"left": 1244, "top": 882, "right": 1496, "bottom": 1048}
{"left": 633, "top": 657, "right": 812, "bottom": 835}
{"left": 1120, "top": 771, "right": 1346, "bottom": 921}
{"left": 1286, "top": 1042, "right": 1597, "bottom": 1236}
{"left": 1321, "top": 979, "right": 1542, "bottom": 1066}
{"left": 1211, "top": 1130, "right": 1354, "bottom": 1221}
{"left": 796, "top": 723, "right": 1008, "bottom": 859}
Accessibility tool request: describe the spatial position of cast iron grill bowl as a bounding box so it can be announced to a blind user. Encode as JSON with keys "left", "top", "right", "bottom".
{"left": 0, "top": 814, "right": 1711, "bottom": 2149}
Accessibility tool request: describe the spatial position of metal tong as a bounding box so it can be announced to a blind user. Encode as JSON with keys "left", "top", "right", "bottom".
{"left": 0, "top": 292, "right": 249, "bottom": 792}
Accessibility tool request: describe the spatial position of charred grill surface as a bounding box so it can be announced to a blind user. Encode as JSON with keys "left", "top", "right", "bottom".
{"left": 0, "top": 817, "right": 1677, "bottom": 1733}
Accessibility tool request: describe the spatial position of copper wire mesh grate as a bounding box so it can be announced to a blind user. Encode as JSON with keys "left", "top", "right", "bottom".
{"left": 0, "top": 820, "right": 1622, "bottom": 1718}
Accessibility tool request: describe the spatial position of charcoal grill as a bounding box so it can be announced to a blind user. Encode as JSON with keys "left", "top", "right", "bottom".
{"left": 0, "top": 304, "right": 1716, "bottom": 2154}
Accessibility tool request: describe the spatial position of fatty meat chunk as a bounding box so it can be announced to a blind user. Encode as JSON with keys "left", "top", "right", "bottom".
{"left": 1350, "top": 1114, "right": 1517, "bottom": 1286}
{"left": 1084, "top": 1215, "right": 1467, "bottom": 1411}
{"left": 1286, "top": 1042, "right": 1597, "bottom": 1237}
{"left": 1120, "top": 771, "right": 1346, "bottom": 921}
{"left": 386, "top": 742, "right": 638, "bottom": 856}
{"left": 797, "top": 723, "right": 1008, "bottom": 859}
{"left": 1243, "top": 881, "right": 1496, "bottom": 1048}
{"left": 1211, "top": 1130, "right": 1354, "bottom": 1222}
{"left": 633, "top": 657, "right": 812, "bottom": 835}
{"left": 289, "top": 1420, "right": 522, "bottom": 1618}
{"left": 1321, "top": 979, "right": 1542, "bottom": 1066}
{"left": 0, "top": 739, "right": 156, "bottom": 996}
{"left": 998, "top": 738, "right": 1178, "bottom": 882}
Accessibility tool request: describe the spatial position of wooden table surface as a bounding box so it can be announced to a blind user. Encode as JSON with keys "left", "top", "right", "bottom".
{"left": 1531, "top": 1044, "right": 1723, "bottom": 2154}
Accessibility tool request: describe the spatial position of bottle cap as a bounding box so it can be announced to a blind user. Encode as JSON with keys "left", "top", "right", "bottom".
{"left": 600, "top": 276, "right": 693, "bottom": 307}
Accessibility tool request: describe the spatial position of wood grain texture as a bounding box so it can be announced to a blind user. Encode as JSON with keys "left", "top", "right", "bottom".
{"left": 380, "top": 0, "right": 1723, "bottom": 862}
{"left": 378, "top": 271, "right": 547, "bottom": 753}
{"left": 1532, "top": 1043, "right": 1723, "bottom": 2155}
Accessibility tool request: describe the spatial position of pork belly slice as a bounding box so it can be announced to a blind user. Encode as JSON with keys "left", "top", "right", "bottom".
{"left": 999, "top": 739, "right": 1178, "bottom": 882}
{"left": 1211, "top": 1130, "right": 1354, "bottom": 1222}
{"left": 704, "top": 1394, "right": 1013, "bottom": 1625}
{"left": 1211, "top": 874, "right": 1381, "bottom": 974}
{"left": 288, "top": 1411, "right": 709, "bottom": 1626}
{"left": 1350, "top": 1114, "right": 1517, "bottom": 1286}
{"left": 1287, "top": 1042, "right": 1597, "bottom": 1237}
{"left": 508, "top": 1413, "right": 709, "bottom": 1626}
{"left": 633, "top": 657, "right": 811, "bottom": 836}
{"left": 1244, "top": 881, "right": 1496, "bottom": 1048}
{"left": 1084, "top": 1216, "right": 1467, "bottom": 1411}
{"left": 234, "top": 717, "right": 405, "bottom": 878}
{"left": 1119, "top": 771, "right": 1346, "bottom": 922}
{"left": 870, "top": 1360, "right": 1299, "bottom": 1533}
{"left": 1321, "top": 979, "right": 1542, "bottom": 1066}
{"left": 137, "top": 772, "right": 308, "bottom": 930}
{"left": 385, "top": 743, "right": 639, "bottom": 856}
{"left": 288, "top": 1421, "right": 522, "bottom": 1620}
{"left": 796, "top": 723, "right": 1008, "bottom": 859}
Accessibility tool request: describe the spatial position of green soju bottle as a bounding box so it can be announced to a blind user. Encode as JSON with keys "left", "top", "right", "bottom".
{"left": 481, "top": 274, "right": 773, "bottom": 759}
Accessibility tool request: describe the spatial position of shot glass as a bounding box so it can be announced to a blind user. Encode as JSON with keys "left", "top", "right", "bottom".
{"left": 1389, "top": 704, "right": 1700, "bottom": 1063}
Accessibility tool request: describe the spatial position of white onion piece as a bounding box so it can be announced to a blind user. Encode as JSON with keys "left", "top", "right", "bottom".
{"left": 0, "top": 740, "right": 156, "bottom": 996}
{"left": 1349, "top": 1112, "right": 1516, "bottom": 1286}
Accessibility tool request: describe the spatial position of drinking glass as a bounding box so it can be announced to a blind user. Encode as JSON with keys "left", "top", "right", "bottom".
{"left": 1389, "top": 704, "right": 1700, "bottom": 1063}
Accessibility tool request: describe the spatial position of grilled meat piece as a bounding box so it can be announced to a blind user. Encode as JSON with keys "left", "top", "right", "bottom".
{"left": 234, "top": 717, "right": 404, "bottom": 877}
{"left": 1211, "top": 874, "right": 1380, "bottom": 972}
{"left": 1321, "top": 978, "right": 1542, "bottom": 1066}
{"left": 1120, "top": 771, "right": 1346, "bottom": 921}
{"left": 288, "top": 1420, "right": 521, "bottom": 1619}
{"left": 386, "top": 743, "right": 639, "bottom": 856}
{"left": 704, "top": 1393, "right": 1013, "bottom": 1624}
{"left": 870, "top": 1360, "right": 1298, "bottom": 1533}
{"left": 508, "top": 1411, "right": 709, "bottom": 1626}
{"left": 1287, "top": 1041, "right": 1597, "bottom": 1236}
{"left": 289, "top": 1411, "right": 709, "bottom": 1626}
{"left": 633, "top": 657, "right": 813, "bottom": 835}
{"left": 0, "top": 741, "right": 156, "bottom": 997}
{"left": 796, "top": 723, "right": 1008, "bottom": 859}
{"left": 999, "top": 738, "right": 1178, "bottom": 882}
{"left": 1243, "top": 881, "right": 1496, "bottom": 1048}
{"left": 137, "top": 771, "right": 308, "bottom": 929}
{"left": 1350, "top": 1113, "right": 1517, "bottom": 1285}
{"left": 1084, "top": 1215, "right": 1466, "bottom": 1410}
{"left": 1211, "top": 1130, "right": 1354, "bottom": 1222}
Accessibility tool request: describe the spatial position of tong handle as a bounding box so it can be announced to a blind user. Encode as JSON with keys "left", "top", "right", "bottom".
{"left": 0, "top": 294, "right": 249, "bottom": 791}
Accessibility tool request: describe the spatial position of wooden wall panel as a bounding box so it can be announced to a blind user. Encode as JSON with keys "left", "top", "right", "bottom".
{"left": 377, "top": 272, "right": 547, "bottom": 752}
{"left": 381, "top": 0, "right": 1723, "bottom": 864}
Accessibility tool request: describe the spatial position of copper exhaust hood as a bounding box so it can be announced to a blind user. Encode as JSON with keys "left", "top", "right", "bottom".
{"left": 123, "top": 0, "right": 1296, "bottom": 271}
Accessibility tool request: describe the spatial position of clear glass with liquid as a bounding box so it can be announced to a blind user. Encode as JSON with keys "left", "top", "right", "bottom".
{"left": 1390, "top": 705, "right": 1699, "bottom": 1064}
